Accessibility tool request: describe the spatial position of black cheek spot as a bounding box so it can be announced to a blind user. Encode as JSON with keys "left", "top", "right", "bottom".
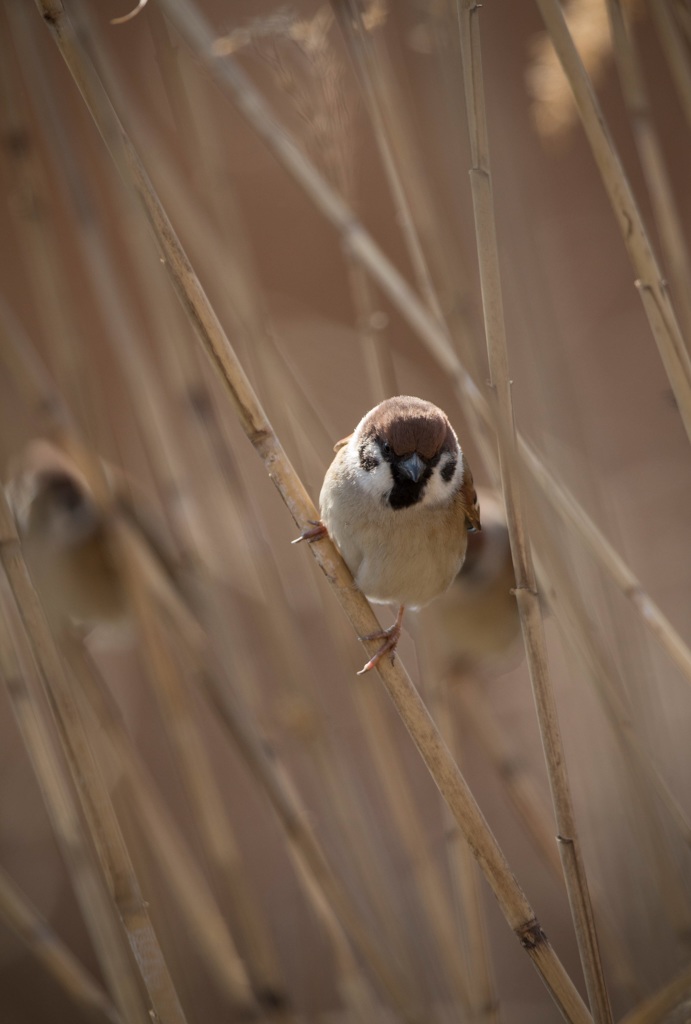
{"left": 358, "top": 441, "right": 379, "bottom": 472}
{"left": 441, "top": 458, "right": 457, "bottom": 483}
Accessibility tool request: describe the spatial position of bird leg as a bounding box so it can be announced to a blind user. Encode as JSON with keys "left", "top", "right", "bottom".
{"left": 291, "top": 520, "right": 328, "bottom": 544}
{"left": 357, "top": 606, "right": 406, "bottom": 675}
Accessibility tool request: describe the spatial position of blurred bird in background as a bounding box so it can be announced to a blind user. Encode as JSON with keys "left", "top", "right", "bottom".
{"left": 430, "top": 490, "right": 522, "bottom": 678}
{"left": 4, "top": 438, "right": 192, "bottom": 645}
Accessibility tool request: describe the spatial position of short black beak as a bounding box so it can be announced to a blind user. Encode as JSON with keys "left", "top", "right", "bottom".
{"left": 397, "top": 452, "right": 425, "bottom": 483}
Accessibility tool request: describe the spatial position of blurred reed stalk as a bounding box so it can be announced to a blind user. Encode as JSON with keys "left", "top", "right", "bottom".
{"left": 153, "top": 0, "right": 691, "bottom": 714}
{"left": 34, "top": 2, "right": 593, "bottom": 1018}
{"left": 650, "top": 0, "right": 691, "bottom": 134}
{"left": 0, "top": 497, "right": 163, "bottom": 1024}
{"left": 451, "top": 673, "right": 642, "bottom": 1004}
{"left": 605, "top": 0, "right": 691, "bottom": 347}
{"left": 84, "top": 9, "right": 432, "bottom": 1002}
{"left": 618, "top": 962, "right": 691, "bottom": 1024}
{"left": 62, "top": 633, "right": 270, "bottom": 1014}
{"left": 0, "top": 830, "right": 121, "bottom": 1023}
{"left": 520, "top": 440, "right": 691, "bottom": 692}
{"left": 535, "top": 0, "right": 691, "bottom": 438}
{"left": 0, "top": 19, "right": 108, "bottom": 446}
{"left": 331, "top": 0, "right": 483, "bottom": 386}
{"left": 9, "top": 7, "right": 290, "bottom": 1003}
{"left": 432, "top": 678, "right": 498, "bottom": 1023}
{"left": 0, "top": 491, "right": 190, "bottom": 1023}
{"left": 456, "top": 5, "right": 612, "bottom": 1022}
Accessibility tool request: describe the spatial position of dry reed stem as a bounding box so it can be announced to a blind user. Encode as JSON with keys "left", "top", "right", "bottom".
{"left": 332, "top": 0, "right": 483, "bottom": 384}
{"left": 123, "top": 35, "right": 425, "bottom": 989}
{"left": 0, "top": 297, "right": 70, "bottom": 432}
{"left": 453, "top": 678, "right": 563, "bottom": 881}
{"left": 34, "top": 2, "right": 596, "bottom": 1017}
{"left": 530, "top": 546, "right": 691, "bottom": 942}
{"left": 349, "top": 666, "right": 475, "bottom": 1005}
{"left": 0, "top": 489, "right": 189, "bottom": 1023}
{"left": 433, "top": 680, "right": 498, "bottom": 1022}
{"left": 535, "top": 0, "right": 691, "bottom": 437}
{"left": 457, "top": 5, "right": 612, "bottom": 1022}
{"left": 33, "top": 8, "right": 598, "bottom": 1018}
{"left": 332, "top": 0, "right": 449, "bottom": 327}
{"left": 269, "top": 763, "right": 392, "bottom": 1023}
{"left": 345, "top": 257, "right": 399, "bottom": 402}
{"left": 650, "top": 0, "right": 691, "bottom": 135}
{"left": 618, "top": 962, "right": 691, "bottom": 1024}
{"left": 200, "top": 664, "right": 421, "bottom": 1023}
{"left": 0, "top": 523, "right": 151, "bottom": 1023}
{"left": 61, "top": 634, "right": 269, "bottom": 1013}
{"left": 192, "top": 473, "right": 419, "bottom": 991}
{"left": 33, "top": 6, "right": 593, "bottom": 1015}
{"left": 150, "top": 0, "right": 691, "bottom": 715}
{"left": 0, "top": 842, "right": 121, "bottom": 1023}
{"left": 605, "top": 0, "right": 691, "bottom": 346}
{"left": 32, "top": 12, "right": 417, "bottom": 997}
{"left": 0, "top": 20, "right": 107, "bottom": 445}
{"left": 451, "top": 675, "right": 642, "bottom": 1003}
{"left": 520, "top": 439, "right": 691, "bottom": 693}
{"left": 106, "top": 522, "right": 260, "bottom": 1013}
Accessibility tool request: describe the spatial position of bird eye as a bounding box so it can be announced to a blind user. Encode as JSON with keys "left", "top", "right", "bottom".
{"left": 380, "top": 440, "right": 392, "bottom": 457}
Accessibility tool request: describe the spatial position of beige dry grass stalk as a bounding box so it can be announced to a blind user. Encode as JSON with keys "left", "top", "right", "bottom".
{"left": 0, "top": 504, "right": 154, "bottom": 1024}
{"left": 0, "top": 859, "right": 120, "bottom": 1024}
{"left": 452, "top": 670, "right": 643, "bottom": 1003}
{"left": 432, "top": 679, "right": 498, "bottom": 1022}
{"left": 618, "top": 962, "right": 691, "bottom": 1024}
{"left": 605, "top": 0, "right": 691, "bottom": 347}
{"left": 650, "top": 0, "right": 691, "bottom": 135}
{"left": 152, "top": 0, "right": 691, "bottom": 716}
{"left": 456, "top": 4, "right": 612, "bottom": 1021}
{"left": 61, "top": 635, "right": 267, "bottom": 1014}
{"left": 0, "top": 494, "right": 191, "bottom": 1023}
{"left": 85, "top": 13, "right": 437, "bottom": 1000}
{"left": 535, "top": 0, "right": 691, "bottom": 435}
{"left": 34, "top": 2, "right": 593, "bottom": 1018}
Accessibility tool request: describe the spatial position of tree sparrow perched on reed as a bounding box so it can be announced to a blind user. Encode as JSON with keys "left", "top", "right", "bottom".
{"left": 296, "top": 396, "right": 481, "bottom": 674}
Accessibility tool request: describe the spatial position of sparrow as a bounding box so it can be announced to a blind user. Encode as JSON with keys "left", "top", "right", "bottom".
{"left": 296, "top": 396, "right": 481, "bottom": 674}
{"left": 4, "top": 439, "right": 187, "bottom": 636}
{"left": 5, "top": 439, "right": 127, "bottom": 629}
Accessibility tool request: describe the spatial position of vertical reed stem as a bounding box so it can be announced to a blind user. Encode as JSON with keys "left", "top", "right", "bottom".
{"left": 456, "top": 4, "right": 612, "bottom": 1022}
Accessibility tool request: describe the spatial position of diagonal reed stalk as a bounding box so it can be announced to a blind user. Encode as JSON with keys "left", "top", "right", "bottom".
{"left": 0, "top": 489, "right": 190, "bottom": 1024}
{"left": 604, "top": 0, "right": 691, "bottom": 346}
{"left": 60, "top": 633, "right": 272, "bottom": 1014}
{"left": 0, "top": 505, "right": 153, "bottom": 1024}
{"left": 617, "top": 961, "right": 691, "bottom": 1024}
{"left": 76, "top": 9, "right": 436, "bottom": 1001}
{"left": 149, "top": 0, "right": 691, "bottom": 714}
{"left": 456, "top": 5, "right": 612, "bottom": 1022}
{"left": 0, "top": 833, "right": 121, "bottom": 1023}
{"left": 534, "top": 0, "right": 691, "bottom": 430}
{"left": 34, "top": 2, "right": 592, "bottom": 1018}
{"left": 651, "top": 0, "right": 691, "bottom": 135}
{"left": 451, "top": 674, "right": 642, "bottom": 1004}
{"left": 432, "top": 677, "right": 498, "bottom": 1022}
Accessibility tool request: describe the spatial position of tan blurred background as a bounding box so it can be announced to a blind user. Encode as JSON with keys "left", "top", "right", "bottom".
{"left": 1, "top": 1, "right": 691, "bottom": 1022}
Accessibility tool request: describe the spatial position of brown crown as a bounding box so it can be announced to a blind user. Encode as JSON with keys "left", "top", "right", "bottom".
{"left": 361, "top": 396, "right": 456, "bottom": 459}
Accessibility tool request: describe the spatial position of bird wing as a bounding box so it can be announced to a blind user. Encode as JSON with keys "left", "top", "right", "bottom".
{"left": 460, "top": 454, "right": 482, "bottom": 533}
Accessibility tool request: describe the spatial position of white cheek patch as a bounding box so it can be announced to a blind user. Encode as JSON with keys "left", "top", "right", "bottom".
{"left": 358, "top": 460, "right": 392, "bottom": 504}
{"left": 346, "top": 439, "right": 392, "bottom": 504}
{"left": 419, "top": 448, "right": 463, "bottom": 508}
